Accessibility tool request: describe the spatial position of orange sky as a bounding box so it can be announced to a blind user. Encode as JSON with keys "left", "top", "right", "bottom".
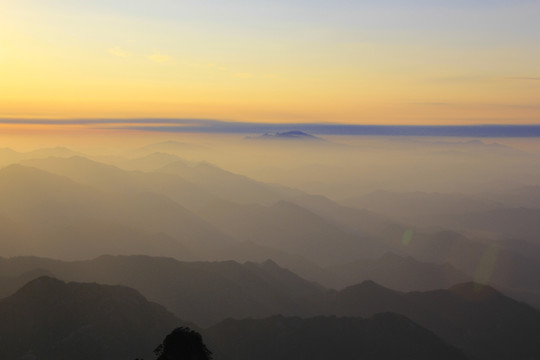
{"left": 1, "top": 1, "right": 539, "bottom": 126}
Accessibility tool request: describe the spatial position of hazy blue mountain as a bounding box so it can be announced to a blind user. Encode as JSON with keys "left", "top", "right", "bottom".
{"left": 246, "top": 130, "right": 325, "bottom": 141}
{"left": 206, "top": 314, "right": 467, "bottom": 360}
{"left": 16, "top": 156, "right": 405, "bottom": 260}
{"left": 21, "top": 155, "right": 312, "bottom": 211}
{"left": 344, "top": 190, "right": 503, "bottom": 227}
{"left": 344, "top": 189, "right": 540, "bottom": 243}
{"left": 293, "top": 193, "right": 399, "bottom": 233}
{"left": 0, "top": 147, "right": 84, "bottom": 168}
{"left": 197, "top": 199, "right": 385, "bottom": 266}
{"left": 2, "top": 163, "right": 539, "bottom": 308}
{"left": 199, "top": 241, "right": 331, "bottom": 286}
{"left": 0, "top": 148, "right": 20, "bottom": 167}
{"left": 448, "top": 207, "right": 540, "bottom": 241}
{"left": 0, "top": 164, "right": 233, "bottom": 258}
{"left": 158, "top": 160, "right": 285, "bottom": 205}
{"left": 25, "top": 146, "right": 83, "bottom": 159}
{"left": 365, "top": 225, "right": 540, "bottom": 302}
{"left": 20, "top": 156, "right": 216, "bottom": 211}
{"left": 480, "top": 185, "right": 540, "bottom": 209}
{"left": 120, "top": 152, "right": 189, "bottom": 172}
{"left": 0, "top": 276, "right": 182, "bottom": 360}
{"left": 327, "top": 252, "right": 470, "bottom": 290}
{"left": 0, "top": 147, "right": 19, "bottom": 157}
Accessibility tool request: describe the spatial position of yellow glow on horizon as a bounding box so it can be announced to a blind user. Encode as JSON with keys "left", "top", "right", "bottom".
{"left": 1, "top": 1, "right": 539, "bottom": 125}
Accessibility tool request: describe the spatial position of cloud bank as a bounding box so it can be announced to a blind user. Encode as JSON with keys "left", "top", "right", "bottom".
{"left": 2, "top": 118, "right": 540, "bottom": 137}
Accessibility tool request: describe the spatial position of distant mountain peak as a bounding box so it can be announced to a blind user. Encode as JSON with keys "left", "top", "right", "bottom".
{"left": 11, "top": 276, "right": 69, "bottom": 301}
{"left": 344, "top": 280, "right": 392, "bottom": 293}
{"left": 138, "top": 151, "right": 187, "bottom": 161}
{"left": 1, "top": 276, "right": 181, "bottom": 360}
{"left": 358, "top": 279, "right": 382, "bottom": 288}
{"left": 0, "top": 163, "right": 52, "bottom": 178}
{"left": 246, "top": 130, "right": 324, "bottom": 141}
{"left": 19, "top": 275, "right": 64, "bottom": 289}
{"left": 254, "top": 259, "right": 284, "bottom": 271}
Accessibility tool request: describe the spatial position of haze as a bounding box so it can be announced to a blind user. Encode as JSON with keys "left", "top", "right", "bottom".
{"left": 2, "top": 0, "right": 540, "bottom": 359}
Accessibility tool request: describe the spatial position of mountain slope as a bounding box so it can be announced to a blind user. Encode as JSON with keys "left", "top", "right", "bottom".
{"left": 0, "top": 255, "right": 325, "bottom": 327}
{"left": 449, "top": 207, "right": 540, "bottom": 241}
{"left": 0, "top": 276, "right": 182, "bottom": 360}
{"left": 197, "top": 199, "right": 385, "bottom": 266}
{"left": 327, "top": 252, "right": 470, "bottom": 290}
{"left": 328, "top": 281, "right": 540, "bottom": 360}
{"left": 2, "top": 256, "right": 539, "bottom": 359}
{"left": 289, "top": 193, "right": 400, "bottom": 238}
{"left": 206, "top": 314, "right": 467, "bottom": 360}
{"left": 159, "top": 160, "right": 283, "bottom": 205}
{"left": 344, "top": 190, "right": 503, "bottom": 227}
{"left": 199, "top": 241, "right": 330, "bottom": 285}
{"left": 0, "top": 164, "right": 233, "bottom": 258}
{"left": 21, "top": 156, "right": 217, "bottom": 211}
{"left": 0, "top": 268, "right": 54, "bottom": 298}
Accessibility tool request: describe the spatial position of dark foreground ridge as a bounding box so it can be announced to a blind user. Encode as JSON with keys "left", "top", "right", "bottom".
{"left": 0, "top": 276, "right": 467, "bottom": 360}
{"left": 0, "top": 276, "right": 182, "bottom": 360}
{"left": 3, "top": 259, "right": 540, "bottom": 360}
{"left": 329, "top": 280, "right": 540, "bottom": 360}
{"left": 205, "top": 314, "right": 467, "bottom": 360}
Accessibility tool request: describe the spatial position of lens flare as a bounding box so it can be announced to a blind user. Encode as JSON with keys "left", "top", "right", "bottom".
{"left": 474, "top": 244, "right": 499, "bottom": 285}
{"left": 402, "top": 229, "right": 413, "bottom": 245}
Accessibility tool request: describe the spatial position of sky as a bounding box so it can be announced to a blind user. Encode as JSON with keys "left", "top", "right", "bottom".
{"left": 1, "top": 0, "right": 539, "bottom": 128}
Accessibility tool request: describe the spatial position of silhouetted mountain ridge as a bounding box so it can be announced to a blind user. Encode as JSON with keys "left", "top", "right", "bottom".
{"left": 205, "top": 313, "right": 467, "bottom": 360}
{"left": 0, "top": 276, "right": 182, "bottom": 360}
{"left": 327, "top": 252, "right": 470, "bottom": 290}
{"left": 2, "top": 256, "right": 540, "bottom": 359}
{"left": 0, "top": 164, "right": 234, "bottom": 258}
{"left": 0, "top": 255, "right": 325, "bottom": 327}
{"left": 246, "top": 130, "right": 324, "bottom": 141}
{"left": 329, "top": 281, "right": 540, "bottom": 360}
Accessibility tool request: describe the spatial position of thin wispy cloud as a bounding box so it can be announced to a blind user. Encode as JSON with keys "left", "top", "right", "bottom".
{"left": 108, "top": 46, "right": 131, "bottom": 57}
{"left": 412, "top": 102, "right": 454, "bottom": 106}
{"left": 427, "top": 76, "right": 494, "bottom": 83}
{"left": 0, "top": 118, "right": 217, "bottom": 125}
{"left": 509, "top": 77, "right": 540, "bottom": 81}
{"left": 147, "top": 53, "right": 173, "bottom": 63}
{"left": 187, "top": 62, "right": 228, "bottom": 71}
{"left": 413, "top": 102, "right": 540, "bottom": 109}
{"left": 234, "top": 73, "right": 253, "bottom": 79}
{"left": 108, "top": 48, "right": 174, "bottom": 63}
{"left": 185, "top": 61, "right": 258, "bottom": 79}
{"left": 430, "top": 76, "right": 540, "bottom": 83}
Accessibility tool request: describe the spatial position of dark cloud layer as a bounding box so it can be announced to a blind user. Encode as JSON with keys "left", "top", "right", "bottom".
{"left": 3, "top": 118, "right": 540, "bottom": 137}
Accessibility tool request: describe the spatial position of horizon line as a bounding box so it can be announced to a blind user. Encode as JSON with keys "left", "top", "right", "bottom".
{"left": 2, "top": 118, "right": 540, "bottom": 137}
